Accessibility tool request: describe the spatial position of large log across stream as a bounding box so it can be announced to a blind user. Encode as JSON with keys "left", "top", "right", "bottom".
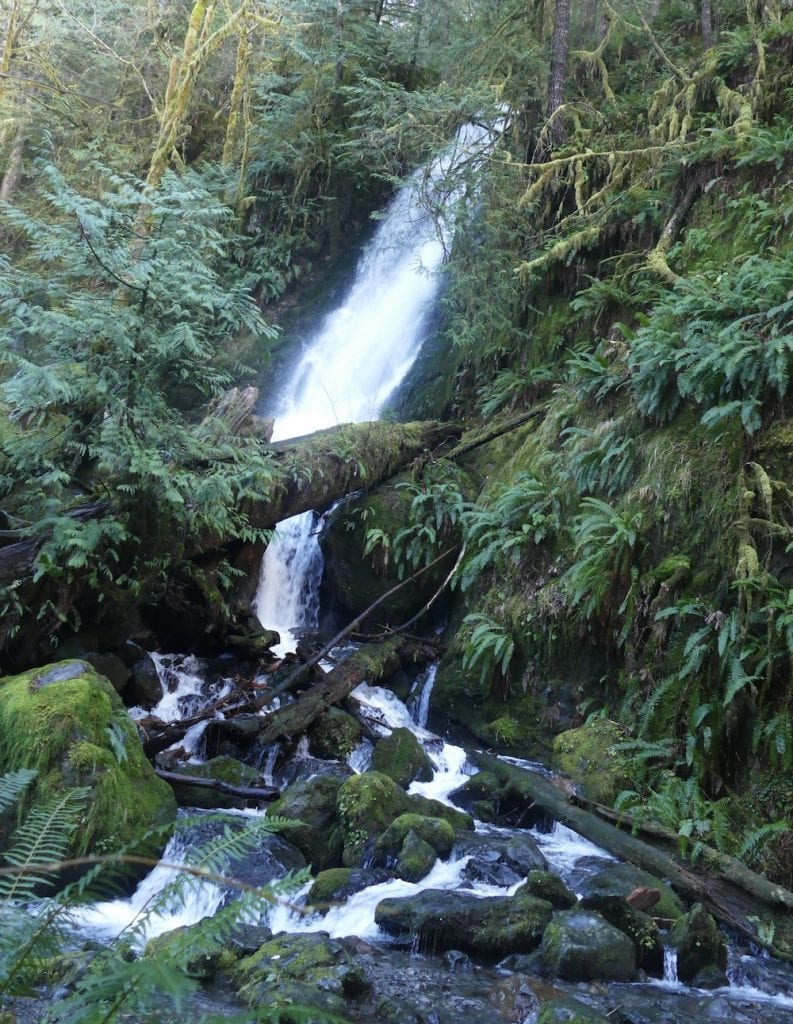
{"left": 475, "top": 752, "right": 793, "bottom": 962}
{"left": 0, "top": 419, "right": 460, "bottom": 590}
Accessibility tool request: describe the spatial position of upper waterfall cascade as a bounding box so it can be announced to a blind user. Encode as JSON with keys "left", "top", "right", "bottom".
{"left": 254, "top": 124, "right": 491, "bottom": 653}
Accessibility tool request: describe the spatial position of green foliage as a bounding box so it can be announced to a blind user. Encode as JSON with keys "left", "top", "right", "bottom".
{"left": 0, "top": 160, "right": 278, "bottom": 605}
{"left": 460, "top": 612, "right": 515, "bottom": 688}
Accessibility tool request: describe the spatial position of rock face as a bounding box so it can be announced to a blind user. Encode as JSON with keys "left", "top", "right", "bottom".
{"left": 574, "top": 861, "right": 685, "bottom": 922}
{"left": 673, "top": 903, "right": 728, "bottom": 985}
{"left": 0, "top": 660, "right": 176, "bottom": 860}
{"left": 540, "top": 909, "right": 637, "bottom": 982}
{"left": 371, "top": 728, "right": 433, "bottom": 788}
{"left": 374, "top": 890, "right": 553, "bottom": 959}
{"left": 551, "top": 719, "right": 632, "bottom": 804}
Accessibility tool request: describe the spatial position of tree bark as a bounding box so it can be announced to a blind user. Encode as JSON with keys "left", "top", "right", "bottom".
{"left": 475, "top": 753, "right": 793, "bottom": 961}
{"left": 701, "top": 0, "right": 713, "bottom": 48}
{"left": 546, "top": 0, "right": 571, "bottom": 150}
{"left": 155, "top": 768, "right": 278, "bottom": 802}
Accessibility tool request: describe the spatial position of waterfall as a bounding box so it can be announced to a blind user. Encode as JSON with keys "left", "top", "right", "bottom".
{"left": 254, "top": 124, "right": 491, "bottom": 653}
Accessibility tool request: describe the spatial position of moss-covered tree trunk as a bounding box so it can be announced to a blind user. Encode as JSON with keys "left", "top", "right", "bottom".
{"left": 546, "top": 0, "right": 571, "bottom": 149}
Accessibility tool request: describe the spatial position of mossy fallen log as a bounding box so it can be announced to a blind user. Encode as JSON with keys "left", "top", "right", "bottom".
{"left": 475, "top": 752, "right": 793, "bottom": 962}
{"left": 154, "top": 768, "right": 279, "bottom": 803}
{"left": 255, "top": 636, "right": 433, "bottom": 748}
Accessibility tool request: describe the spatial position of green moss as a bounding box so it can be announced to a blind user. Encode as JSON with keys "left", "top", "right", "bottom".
{"left": 395, "top": 830, "right": 437, "bottom": 882}
{"left": 551, "top": 719, "right": 632, "bottom": 804}
{"left": 518, "top": 871, "right": 576, "bottom": 909}
{"left": 371, "top": 728, "right": 433, "bottom": 788}
{"left": 377, "top": 814, "right": 455, "bottom": 859}
{"left": 307, "top": 868, "right": 354, "bottom": 904}
{"left": 172, "top": 755, "right": 262, "bottom": 810}
{"left": 335, "top": 770, "right": 410, "bottom": 866}
{"left": 0, "top": 660, "right": 176, "bottom": 858}
{"left": 308, "top": 708, "right": 361, "bottom": 760}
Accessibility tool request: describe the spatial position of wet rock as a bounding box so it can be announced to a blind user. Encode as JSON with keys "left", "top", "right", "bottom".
{"left": 673, "top": 903, "right": 728, "bottom": 985}
{"left": 551, "top": 719, "right": 632, "bottom": 804}
{"left": 489, "top": 974, "right": 542, "bottom": 1022}
{"left": 226, "top": 627, "right": 281, "bottom": 660}
{"left": 126, "top": 654, "right": 164, "bottom": 707}
{"left": 234, "top": 933, "right": 370, "bottom": 1019}
{"left": 268, "top": 774, "right": 344, "bottom": 870}
{"left": 395, "top": 830, "right": 438, "bottom": 882}
{"left": 202, "top": 715, "right": 261, "bottom": 761}
{"left": 691, "top": 964, "right": 730, "bottom": 989}
{"left": 443, "top": 950, "right": 473, "bottom": 972}
{"left": 374, "top": 889, "right": 553, "bottom": 959}
{"left": 371, "top": 727, "right": 434, "bottom": 788}
{"left": 540, "top": 909, "right": 636, "bottom": 982}
{"left": 376, "top": 814, "right": 456, "bottom": 860}
{"left": 579, "top": 893, "right": 663, "bottom": 976}
{"left": 308, "top": 867, "right": 390, "bottom": 908}
{"left": 308, "top": 707, "right": 362, "bottom": 761}
{"left": 453, "top": 831, "right": 547, "bottom": 882}
{"left": 144, "top": 924, "right": 225, "bottom": 980}
{"left": 176, "top": 812, "right": 305, "bottom": 900}
{"left": 168, "top": 755, "right": 265, "bottom": 810}
{"left": 517, "top": 871, "right": 576, "bottom": 909}
{"left": 408, "top": 793, "right": 474, "bottom": 832}
{"left": 537, "top": 997, "right": 609, "bottom": 1024}
{"left": 575, "top": 861, "right": 685, "bottom": 921}
{"left": 278, "top": 754, "right": 354, "bottom": 786}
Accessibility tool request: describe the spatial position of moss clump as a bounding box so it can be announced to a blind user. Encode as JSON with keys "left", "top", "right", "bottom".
{"left": 371, "top": 728, "right": 433, "bottom": 788}
{"left": 551, "top": 719, "right": 632, "bottom": 804}
{"left": 672, "top": 903, "right": 728, "bottom": 985}
{"left": 335, "top": 770, "right": 410, "bottom": 866}
{"left": 0, "top": 660, "right": 176, "bottom": 859}
{"left": 308, "top": 868, "right": 354, "bottom": 904}
{"left": 308, "top": 708, "right": 362, "bottom": 760}
{"left": 395, "top": 830, "right": 437, "bottom": 882}
{"left": 407, "top": 793, "right": 474, "bottom": 832}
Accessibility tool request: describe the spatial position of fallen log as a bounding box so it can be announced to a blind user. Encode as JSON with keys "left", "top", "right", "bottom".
{"left": 0, "top": 420, "right": 458, "bottom": 589}
{"left": 255, "top": 635, "right": 433, "bottom": 747}
{"left": 154, "top": 768, "right": 279, "bottom": 802}
{"left": 475, "top": 752, "right": 793, "bottom": 962}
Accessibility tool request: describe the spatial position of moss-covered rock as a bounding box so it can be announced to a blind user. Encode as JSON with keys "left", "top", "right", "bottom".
{"left": 672, "top": 903, "right": 728, "bottom": 985}
{"left": 518, "top": 871, "right": 577, "bottom": 909}
{"left": 376, "top": 814, "right": 455, "bottom": 860}
{"left": 307, "top": 867, "right": 389, "bottom": 907}
{"left": 537, "top": 998, "right": 609, "bottom": 1024}
{"left": 395, "top": 830, "right": 437, "bottom": 882}
{"left": 371, "top": 728, "right": 433, "bottom": 788}
{"left": 374, "top": 889, "right": 553, "bottom": 959}
{"left": 407, "top": 793, "right": 474, "bottom": 832}
{"left": 234, "top": 933, "right": 370, "bottom": 1018}
{"left": 0, "top": 660, "right": 176, "bottom": 860}
{"left": 335, "top": 770, "right": 411, "bottom": 866}
{"left": 579, "top": 894, "right": 663, "bottom": 976}
{"left": 540, "top": 909, "right": 636, "bottom": 982}
{"left": 170, "top": 755, "right": 263, "bottom": 810}
{"left": 144, "top": 924, "right": 225, "bottom": 980}
{"left": 449, "top": 771, "right": 505, "bottom": 814}
{"left": 267, "top": 775, "right": 344, "bottom": 870}
{"left": 307, "top": 707, "right": 362, "bottom": 761}
{"left": 551, "top": 719, "right": 632, "bottom": 804}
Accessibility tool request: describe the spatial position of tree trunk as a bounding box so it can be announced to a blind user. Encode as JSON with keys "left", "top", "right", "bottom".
{"left": 0, "top": 132, "right": 23, "bottom": 202}
{"left": 546, "top": 0, "right": 571, "bottom": 150}
{"left": 155, "top": 768, "right": 279, "bottom": 802}
{"left": 475, "top": 753, "right": 793, "bottom": 962}
{"left": 701, "top": 0, "right": 713, "bottom": 48}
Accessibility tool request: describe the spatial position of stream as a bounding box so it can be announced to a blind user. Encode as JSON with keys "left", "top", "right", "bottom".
{"left": 74, "top": 129, "right": 793, "bottom": 1023}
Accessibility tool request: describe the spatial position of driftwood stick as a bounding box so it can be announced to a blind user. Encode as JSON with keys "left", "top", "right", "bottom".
{"left": 154, "top": 768, "right": 279, "bottom": 802}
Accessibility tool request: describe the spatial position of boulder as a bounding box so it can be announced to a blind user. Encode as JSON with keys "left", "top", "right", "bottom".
{"left": 452, "top": 831, "right": 547, "bottom": 886}
{"left": 407, "top": 793, "right": 474, "bottom": 832}
{"left": 0, "top": 660, "right": 176, "bottom": 860}
{"left": 371, "top": 728, "right": 433, "bottom": 789}
{"left": 376, "top": 814, "right": 455, "bottom": 861}
{"left": 307, "top": 867, "right": 390, "bottom": 908}
{"left": 167, "top": 755, "right": 264, "bottom": 810}
{"left": 579, "top": 894, "right": 663, "bottom": 975}
{"left": 374, "top": 889, "right": 553, "bottom": 959}
{"left": 537, "top": 998, "right": 610, "bottom": 1024}
{"left": 234, "top": 933, "right": 370, "bottom": 1018}
{"left": 335, "top": 771, "right": 411, "bottom": 866}
{"left": 672, "top": 903, "right": 728, "bottom": 985}
{"left": 126, "top": 654, "right": 164, "bottom": 707}
{"left": 517, "top": 871, "right": 576, "bottom": 909}
{"left": 540, "top": 909, "right": 636, "bottom": 982}
{"left": 395, "top": 830, "right": 437, "bottom": 882}
{"left": 449, "top": 771, "right": 505, "bottom": 816}
{"left": 267, "top": 774, "right": 344, "bottom": 870}
{"left": 575, "top": 861, "right": 685, "bottom": 921}
{"left": 551, "top": 719, "right": 632, "bottom": 804}
{"left": 308, "top": 707, "right": 362, "bottom": 761}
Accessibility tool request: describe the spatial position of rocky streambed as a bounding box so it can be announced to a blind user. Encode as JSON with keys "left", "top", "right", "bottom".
{"left": 5, "top": 653, "right": 792, "bottom": 1024}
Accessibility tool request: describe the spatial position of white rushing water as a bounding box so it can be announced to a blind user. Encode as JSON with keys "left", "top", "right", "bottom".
{"left": 254, "top": 124, "right": 491, "bottom": 654}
